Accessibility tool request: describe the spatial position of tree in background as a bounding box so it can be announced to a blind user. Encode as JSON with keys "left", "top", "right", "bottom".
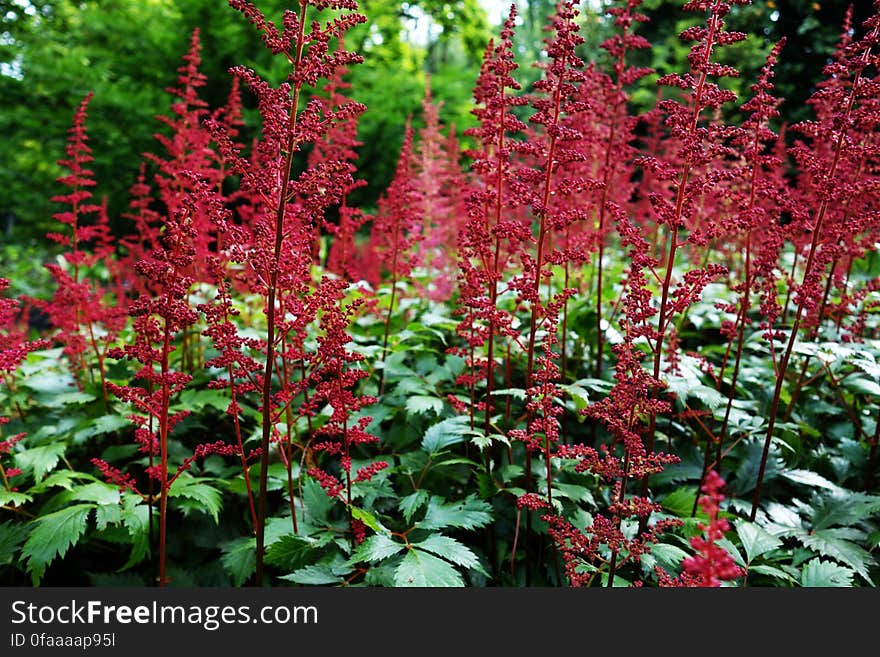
{"left": 0, "top": 0, "right": 865, "bottom": 243}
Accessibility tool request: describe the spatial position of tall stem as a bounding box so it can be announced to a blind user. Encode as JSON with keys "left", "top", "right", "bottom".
{"left": 158, "top": 325, "right": 171, "bottom": 587}
{"left": 750, "top": 44, "right": 871, "bottom": 519}
{"left": 255, "top": 0, "right": 308, "bottom": 586}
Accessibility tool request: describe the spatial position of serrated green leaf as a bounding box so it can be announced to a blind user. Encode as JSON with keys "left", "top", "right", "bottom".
{"left": 120, "top": 496, "right": 150, "bottom": 571}
{"left": 14, "top": 443, "right": 66, "bottom": 481}
{"left": 177, "top": 388, "right": 231, "bottom": 413}
{"left": 394, "top": 549, "right": 464, "bottom": 587}
{"left": 782, "top": 469, "right": 841, "bottom": 492}
{"left": 22, "top": 503, "right": 93, "bottom": 583}
{"left": 736, "top": 521, "right": 783, "bottom": 563}
{"left": 265, "top": 535, "right": 315, "bottom": 571}
{"left": 551, "top": 482, "right": 594, "bottom": 506}
{"left": 350, "top": 506, "right": 387, "bottom": 534}
{"left": 221, "top": 537, "right": 256, "bottom": 587}
{"left": 0, "top": 490, "right": 32, "bottom": 506}
{"left": 660, "top": 487, "right": 699, "bottom": 518}
{"left": 44, "top": 391, "right": 97, "bottom": 407}
{"left": 419, "top": 495, "right": 493, "bottom": 531}
{"left": 28, "top": 470, "right": 88, "bottom": 495}
{"left": 414, "top": 534, "right": 486, "bottom": 575}
{"left": 406, "top": 395, "right": 445, "bottom": 417}
{"left": 648, "top": 543, "right": 690, "bottom": 572}
{"left": 470, "top": 435, "right": 493, "bottom": 451}
{"left": 280, "top": 564, "right": 344, "bottom": 585}
{"left": 168, "top": 476, "right": 222, "bottom": 523}
{"left": 75, "top": 414, "right": 131, "bottom": 441}
{"left": 302, "top": 477, "right": 333, "bottom": 525}
{"left": 399, "top": 490, "right": 429, "bottom": 523}
{"left": 67, "top": 482, "right": 121, "bottom": 506}
{"left": 810, "top": 492, "right": 880, "bottom": 531}
{"left": 749, "top": 564, "right": 796, "bottom": 583}
{"left": 0, "top": 521, "right": 28, "bottom": 564}
{"left": 349, "top": 534, "right": 405, "bottom": 564}
{"left": 843, "top": 377, "right": 880, "bottom": 397}
{"left": 94, "top": 504, "right": 123, "bottom": 531}
{"left": 421, "top": 416, "right": 469, "bottom": 454}
{"left": 797, "top": 529, "right": 874, "bottom": 583}
{"left": 800, "top": 558, "right": 855, "bottom": 587}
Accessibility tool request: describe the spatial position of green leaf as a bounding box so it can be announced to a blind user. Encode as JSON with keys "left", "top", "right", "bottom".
{"left": 221, "top": 537, "right": 256, "bottom": 587}
{"left": 781, "top": 469, "right": 841, "bottom": 492}
{"left": 28, "top": 469, "right": 87, "bottom": 494}
{"left": 414, "top": 535, "right": 487, "bottom": 575}
{"left": 168, "top": 476, "right": 222, "bottom": 523}
{"left": 421, "top": 416, "right": 470, "bottom": 454}
{"left": 120, "top": 495, "right": 150, "bottom": 571}
{"left": 74, "top": 414, "right": 131, "bottom": 441}
{"left": 736, "top": 521, "right": 783, "bottom": 563}
{"left": 800, "top": 558, "right": 855, "bottom": 587}
{"left": 810, "top": 492, "right": 880, "bottom": 531}
{"left": 280, "top": 564, "right": 344, "bottom": 585}
{"left": 177, "top": 388, "right": 232, "bottom": 413}
{"left": 0, "top": 490, "right": 32, "bottom": 506}
{"left": 302, "top": 478, "right": 333, "bottom": 525}
{"left": 22, "top": 504, "right": 93, "bottom": 583}
{"left": 66, "top": 482, "right": 121, "bottom": 506}
{"left": 350, "top": 506, "right": 387, "bottom": 534}
{"left": 406, "top": 395, "right": 445, "bottom": 417}
{"left": 660, "top": 487, "right": 698, "bottom": 518}
{"left": 43, "top": 391, "right": 97, "bottom": 407}
{"left": 551, "top": 482, "right": 594, "bottom": 506}
{"left": 265, "top": 535, "right": 315, "bottom": 571}
{"left": 749, "top": 564, "right": 796, "bottom": 584}
{"left": 419, "top": 495, "right": 493, "bottom": 531}
{"left": 843, "top": 377, "right": 880, "bottom": 397}
{"left": 14, "top": 443, "right": 66, "bottom": 481}
{"left": 399, "top": 490, "right": 429, "bottom": 523}
{"left": 797, "top": 529, "right": 874, "bottom": 583}
{"left": 648, "top": 543, "right": 690, "bottom": 573}
{"left": 94, "top": 504, "right": 123, "bottom": 531}
{"left": 394, "top": 549, "right": 464, "bottom": 587}
{"left": 349, "top": 534, "right": 405, "bottom": 564}
{"left": 0, "top": 521, "right": 28, "bottom": 565}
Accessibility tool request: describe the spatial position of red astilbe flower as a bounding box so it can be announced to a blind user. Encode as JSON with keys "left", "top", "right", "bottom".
{"left": 106, "top": 190, "right": 245, "bottom": 586}
{"left": 658, "top": 470, "right": 745, "bottom": 587}
{"left": 306, "top": 37, "right": 367, "bottom": 274}
{"left": 508, "top": 0, "right": 601, "bottom": 503}
{"left": 216, "top": 0, "right": 370, "bottom": 581}
{"left": 144, "top": 27, "right": 222, "bottom": 286}
{"left": 628, "top": 0, "right": 746, "bottom": 506}
{"left": 411, "top": 81, "right": 466, "bottom": 301}
{"left": 370, "top": 125, "right": 424, "bottom": 394}
{"left": 540, "top": 492, "right": 682, "bottom": 587}
{"left": 38, "top": 92, "right": 126, "bottom": 403}
{"left": 1, "top": 279, "right": 49, "bottom": 496}
{"left": 303, "top": 278, "right": 388, "bottom": 537}
{"left": 750, "top": 7, "right": 880, "bottom": 520}
{"left": 563, "top": 0, "right": 652, "bottom": 379}
{"left": 454, "top": 5, "right": 530, "bottom": 435}
{"left": 698, "top": 39, "right": 788, "bottom": 488}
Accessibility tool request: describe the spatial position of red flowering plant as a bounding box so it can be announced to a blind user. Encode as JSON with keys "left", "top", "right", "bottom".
{"left": 206, "top": 0, "right": 391, "bottom": 583}
{"left": 4, "top": 0, "right": 880, "bottom": 590}
{"left": 657, "top": 470, "right": 745, "bottom": 587}
{"left": 1, "top": 279, "right": 49, "bottom": 500}
{"left": 36, "top": 93, "right": 126, "bottom": 407}
{"left": 750, "top": 9, "right": 880, "bottom": 520}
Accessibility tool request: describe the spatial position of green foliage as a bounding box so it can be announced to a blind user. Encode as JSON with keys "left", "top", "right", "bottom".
{"left": 22, "top": 503, "right": 93, "bottom": 584}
